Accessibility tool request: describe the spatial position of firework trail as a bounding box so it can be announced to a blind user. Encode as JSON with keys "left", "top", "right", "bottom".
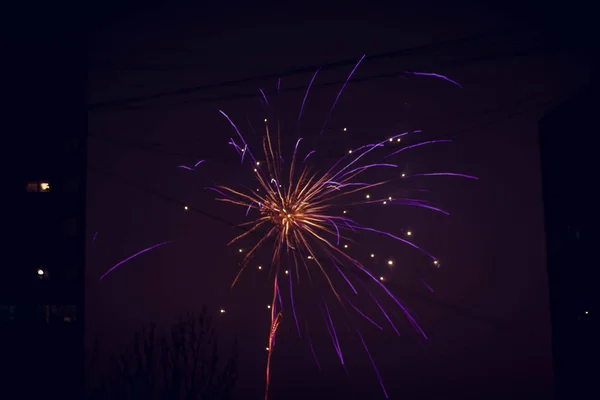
{"left": 206, "top": 58, "right": 475, "bottom": 399}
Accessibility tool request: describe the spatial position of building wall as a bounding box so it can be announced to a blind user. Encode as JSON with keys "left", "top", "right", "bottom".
{"left": 539, "top": 80, "right": 598, "bottom": 399}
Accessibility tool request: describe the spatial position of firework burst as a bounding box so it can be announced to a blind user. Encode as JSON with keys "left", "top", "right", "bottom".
{"left": 208, "top": 59, "right": 477, "bottom": 399}
{"left": 99, "top": 55, "right": 476, "bottom": 399}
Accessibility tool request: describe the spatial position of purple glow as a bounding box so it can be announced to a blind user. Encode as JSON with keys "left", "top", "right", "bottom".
{"left": 392, "top": 201, "right": 450, "bottom": 216}
{"left": 408, "top": 172, "right": 479, "bottom": 180}
{"left": 92, "top": 232, "right": 98, "bottom": 244}
{"left": 289, "top": 272, "right": 301, "bottom": 338}
{"left": 326, "top": 218, "right": 341, "bottom": 245}
{"left": 349, "top": 258, "right": 426, "bottom": 338}
{"left": 276, "top": 280, "right": 283, "bottom": 310}
{"left": 305, "top": 322, "right": 322, "bottom": 371}
{"left": 352, "top": 225, "right": 436, "bottom": 260}
{"left": 319, "top": 54, "right": 366, "bottom": 135}
{"left": 219, "top": 110, "right": 259, "bottom": 166}
{"left": 345, "top": 297, "right": 383, "bottom": 330}
{"left": 330, "top": 132, "right": 407, "bottom": 181}
{"left": 322, "top": 298, "right": 344, "bottom": 364}
{"left": 420, "top": 279, "right": 435, "bottom": 292}
{"left": 245, "top": 203, "right": 253, "bottom": 217}
{"left": 298, "top": 68, "right": 321, "bottom": 122}
{"left": 177, "top": 165, "right": 195, "bottom": 171}
{"left": 205, "top": 187, "right": 235, "bottom": 200}
{"left": 356, "top": 329, "right": 388, "bottom": 398}
{"left": 367, "top": 290, "right": 400, "bottom": 335}
{"left": 277, "top": 78, "right": 281, "bottom": 94}
{"left": 330, "top": 258, "right": 358, "bottom": 294}
{"left": 99, "top": 240, "right": 174, "bottom": 280}
{"left": 385, "top": 140, "right": 452, "bottom": 158}
{"left": 194, "top": 160, "right": 205, "bottom": 167}
{"left": 259, "top": 88, "right": 270, "bottom": 105}
{"left": 337, "top": 163, "right": 397, "bottom": 180}
{"left": 302, "top": 150, "right": 316, "bottom": 163}
{"left": 406, "top": 71, "right": 463, "bottom": 88}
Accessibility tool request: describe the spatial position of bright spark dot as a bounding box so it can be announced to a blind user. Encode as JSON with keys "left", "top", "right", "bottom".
{"left": 389, "top": 138, "right": 393, "bottom": 142}
{"left": 379, "top": 276, "right": 384, "bottom": 281}
{"left": 266, "top": 347, "right": 270, "bottom": 351}
{"left": 365, "top": 194, "right": 370, "bottom": 199}
{"left": 343, "top": 127, "right": 347, "bottom": 132}
{"left": 307, "top": 256, "right": 313, "bottom": 260}
{"left": 220, "top": 309, "right": 225, "bottom": 313}
{"left": 264, "top": 118, "right": 268, "bottom": 122}
{"left": 433, "top": 260, "right": 438, "bottom": 265}
{"left": 254, "top": 168, "right": 257, "bottom": 172}
{"left": 585, "top": 311, "right": 589, "bottom": 315}
{"left": 343, "top": 210, "right": 347, "bottom": 214}
{"left": 184, "top": 205, "right": 188, "bottom": 210}
{"left": 256, "top": 188, "right": 260, "bottom": 192}
{"left": 256, "top": 161, "right": 261, "bottom": 166}
{"left": 407, "top": 231, "right": 412, "bottom": 236}
{"left": 401, "top": 173, "right": 406, "bottom": 177}
{"left": 383, "top": 201, "right": 387, "bottom": 205}
{"left": 370, "top": 253, "right": 375, "bottom": 258}
{"left": 241, "top": 148, "right": 245, "bottom": 152}
{"left": 388, "top": 196, "right": 392, "bottom": 200}
{"left": 397, "top": 138, "right": 401, "bottom": 142}
{"left": 267, "top": 305, "right": 271, "bottom": 309}
{"left": 285, "top": 270, "right": 289, "bottom": 274}
{"left": 37, "top": 269, "right": 44, "bottom": 276}
{"left": 387, "top": 260, "right": 393, "bottom": 265}
{"left": 344, "top": 244, "right": 348, "bottom": 248}
{"left": 348, "top": 150, "right": 353, "bottom": 154}
{"left": 258, "top": 266, "right": 262, "bottom": 270}
{"left": 239, "top": 248, "right": 243, "bottom": 253}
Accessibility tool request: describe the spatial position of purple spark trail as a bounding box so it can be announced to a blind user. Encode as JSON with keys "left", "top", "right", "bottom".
{"left": 289, "top": 272, "right": 301, "bottom": 337}
{"left": 319, "top": 54, "right": 366, "bottom": 135}
{"left": 92, "top": 232, "right": 98, "bottom": 245}
{"left": 421, "top": 279, "right": 435, "bottom": 293}
{"left": 259, "top": 88, "right": 270, "bottom": 105}
{"left": 405, "top": 71, "right": 463, "bottom": 88}
{"left": 302, "top": 150, "right": 316, "bottom": 163}
{"left": 408, "top": 172, "right": 479, "bottom": 180}
{"left": 385, "top": 140, "right": 452, "bottom": 158}
{"left": 356, "top": 329, "right": 388, "bottom": 398}
{"left": 298, "top": 68, "right": 321, "bottom": 122}
{"left": 99, "top": 240, "right": 174, "bottom": 280}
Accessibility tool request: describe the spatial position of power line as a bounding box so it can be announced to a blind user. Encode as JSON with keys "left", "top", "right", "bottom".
{"left": 91, "top": 44, "right": 551, "bottom": 112}
{"left": 89, "top": 165, "right": 247, "bottom": 232}
{"left": 89, "top": 94, "right": 556, "bottom": 162}
{"left": 88, "top": 26, "right": 525, "bottom": 110}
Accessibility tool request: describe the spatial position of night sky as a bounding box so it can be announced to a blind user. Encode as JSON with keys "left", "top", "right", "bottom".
{"left": 87, "top": 2, "right": 593, "bottom": 399}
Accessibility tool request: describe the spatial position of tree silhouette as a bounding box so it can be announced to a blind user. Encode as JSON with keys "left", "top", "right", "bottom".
{"left": 87, "top": 307, "right": 238, "bottom": 400}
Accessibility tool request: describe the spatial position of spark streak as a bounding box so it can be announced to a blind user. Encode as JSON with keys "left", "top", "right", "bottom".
{"left": 99, "top": 240, "right": 174, "bottom": 280}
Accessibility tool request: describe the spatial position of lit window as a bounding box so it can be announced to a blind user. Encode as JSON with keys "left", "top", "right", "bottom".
{"left": 37, "top": 268, "right": 48, "bottom": 280}
{"left": 39, "top": 182, "right": 51, "bottom": 192}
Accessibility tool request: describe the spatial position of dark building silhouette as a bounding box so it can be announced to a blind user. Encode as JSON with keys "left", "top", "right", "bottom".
{"left": 3, "top": 132, "right": 86, "bottom": 398}
{"left": 539, "top": 73, "right": 598, "bottom": 399}
{"left": 3, "top": 47, "right": 86, "bottom": 399}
